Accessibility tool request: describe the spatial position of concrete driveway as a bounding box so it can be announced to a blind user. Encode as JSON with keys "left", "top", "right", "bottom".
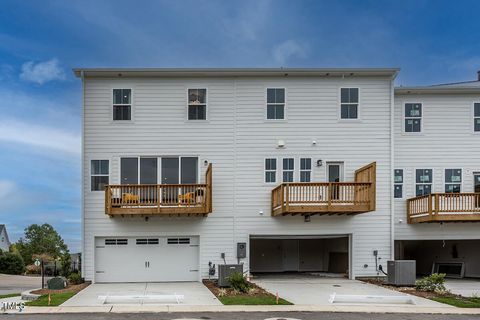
{"left": 0, "top": 274, "right": 50, "bottom": 295}
{"left": 252, "top": 274, "right": 449, "bottom": 307}
{"left": 62, "top": 282, "right": 221, "bottom": 306}
{"left": 446, "top": 279, "right": 480, "bottom": 297}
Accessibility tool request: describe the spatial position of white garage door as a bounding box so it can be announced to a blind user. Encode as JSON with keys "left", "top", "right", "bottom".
{"left": 95, "top": 236, "right": 199, "bottom": 282}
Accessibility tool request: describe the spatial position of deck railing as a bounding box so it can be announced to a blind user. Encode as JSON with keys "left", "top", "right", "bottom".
{"left": 271, "top": 162, "right": 376, "bottom": 216}
{"left": 105, "top": 163, "right": 212, "bottom": 216}
{"left": 407, "top": 193, "right": 480, "bottom": 223}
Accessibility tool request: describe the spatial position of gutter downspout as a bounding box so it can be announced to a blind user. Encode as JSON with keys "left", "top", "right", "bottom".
{"left": 390, "top": 74, "right": 396, "bottom": 261}
{"left": 80, "top": 70, "right": 85, "bottom": 277}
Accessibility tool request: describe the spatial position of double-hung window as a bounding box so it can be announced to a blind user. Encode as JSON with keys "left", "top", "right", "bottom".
{"left": 445, "top": 169, "right": 462, "bottom": 193}
{"left": 266, "top": 88, "right": 285, "bottom": 120}
{"left": 405, "top": 103, "right": 422, "bottom": 132}
{"left": 300, "top": 158, "right": 312, "bottom": 182}
{"left": 282, "top": 158, "right": 294, "bottom": 182}
{"left": 394, "top": 169, "right": 403, "bottom": 198}
{"left": 113, "top": 89, "right": 131, "bottom": 121}
{"left": 265, "top": 158, "right": 277, "bottom": 183}
{"left": 91, "top": 160, "right": 109, "bottom": 191}
{"left": 188, "top": 89, "right": 207, "bottom": 120}
{"left": 474, "top": 103, "right": 480, "bottom": 132}
{"left": 415, "top": 169, "right": 432, "bottom": 196}
{"left": 340, "top": 88, "right": 359, "bottom": 119}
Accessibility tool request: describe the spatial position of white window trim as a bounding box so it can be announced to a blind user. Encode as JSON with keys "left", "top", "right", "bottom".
{"left": 444, "top": 168, "right": 463, "bottom": 193}
{"left": 403, "top": 101, "right": 423, "bottom": 134}
{"left": 264, "top": 157, "right": 278, "bottom": 184}
{"left": 394, "top": 168, "right": 404, "bottom": 199}
{"left": 414, "top": 168, "right": 434, "bottom": 197}
{"left": 338, "top": 87, "right": 361, "bottom": 121}
{"left": 186, "top": 87, "right": 208, "bottom": 121}
{"left": 90, "top": 159, "right": 110, "bottom": 192}
{"left": 473, "top": 101, "right": 480, "bottom": 134}
{"left": 299, "top": 157, "right": 313, "bottom": 182}
{"left": 282, "top": 157, "right": 295, "bottom": 183}
{"left": 119, "top": 156, "right": 200, "bottom": 185}
{"left": 111, "top": 88, "right": 134, "bottom": 123}
{"left": 265, "top": 87, "right": 287, "bottom": 121}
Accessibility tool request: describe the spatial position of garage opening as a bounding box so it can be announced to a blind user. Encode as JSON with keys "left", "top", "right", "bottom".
{"left": 395, "top": 240, "right": 480, "bottom": 278}
{"left": 249, "top": 235, "right": 350, "bottom": 277}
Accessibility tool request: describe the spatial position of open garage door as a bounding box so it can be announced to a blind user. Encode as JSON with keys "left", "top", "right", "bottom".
{"left": 250, "top": 235, "right": 350, "bottom": 277}
{"left": 395, "top": 240, "right": 480, "bottom": 278}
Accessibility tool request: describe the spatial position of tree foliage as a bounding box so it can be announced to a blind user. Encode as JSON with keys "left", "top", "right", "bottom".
{"left": 16, "top": 224, "right": 69, "bottom": 265}
{"left": 0, "top": 250, "right": 25, "bottom": 274}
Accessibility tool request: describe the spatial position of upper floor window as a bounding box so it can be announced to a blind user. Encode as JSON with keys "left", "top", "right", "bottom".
{"left": 340, "top": 88, "right": 359, "bottom": 119}
{"left": 265, "top": 158, "right": 277, "bottom": 183}
{"left": 445, "top": 169, "right": 462, "bottom": 193}
{"left": 91, "top": 160, "right": 109, "bottom": 191}
{"left": 188, "top": 89, "right": 207, "bottom": 120}
{"left": 474, "top": 103, "right": 480, "bottom": 132}
{"left": 282, "top": 158, "right": 294, "bottom": 182}
{"left": 300, "top": 158, "right": 312, "bottom": 182}
{"left": 113, "top": 89, "right": 132, "bottom": 121}
{"left": 266, "top": 88, "right": 285, "bottom": 120}
{"left": 415, "top": 168, "right": 432, "bottom": 196}
{"left": 394, "top": 169, "right": 403, "bottom": 198}
{"left": 404, "top": 103, "right": 422, "bottom": 132}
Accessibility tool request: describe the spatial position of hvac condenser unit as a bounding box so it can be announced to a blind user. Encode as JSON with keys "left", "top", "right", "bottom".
{"left": 387, "top": 260, "right": 416, "bottom": 286}
{"left": 218, "top": 264, "right": 243, "bottom": 287}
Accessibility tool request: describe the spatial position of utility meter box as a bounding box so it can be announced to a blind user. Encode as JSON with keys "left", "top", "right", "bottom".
{"left": 387, "top": 260, "right": 416, "bottom": 286}
{"left": 237, "top": 242, "right": 247, "bottom": 259}
{"left": 218, "top": 264, "right": 243, "bottom": 287}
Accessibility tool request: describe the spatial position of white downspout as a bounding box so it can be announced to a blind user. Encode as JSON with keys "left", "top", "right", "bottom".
{"left": 80, "top": 70, "right": 86, "bottom": 277}
{"left": 390, "top": 75, "right": 395, "bottom": 261}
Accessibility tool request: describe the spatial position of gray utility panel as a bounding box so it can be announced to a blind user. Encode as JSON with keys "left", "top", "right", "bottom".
{"left": 387, "top": 260, "right": 416, "bottom": 286}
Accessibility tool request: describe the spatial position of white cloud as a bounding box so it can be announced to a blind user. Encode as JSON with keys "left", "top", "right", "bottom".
{"left": 272, "top": 40, "right": 308, "bottom": 65}
{"left": 0, "top": 119, "right": 80, "bottom": 155}
{"left": 0, "top": 180, "right": 16, "bottom": 200}
{"left": 20, "top": 58, "right": 65, "bottom": 84}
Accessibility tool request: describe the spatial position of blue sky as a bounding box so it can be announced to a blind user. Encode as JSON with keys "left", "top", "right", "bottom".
{"left": 0, "top": 0, "right": 479, "bottom": 252}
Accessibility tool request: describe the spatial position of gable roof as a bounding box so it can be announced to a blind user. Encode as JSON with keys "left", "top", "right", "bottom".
{"left": 0, "top": 224, "right": 10, "bottom": 246}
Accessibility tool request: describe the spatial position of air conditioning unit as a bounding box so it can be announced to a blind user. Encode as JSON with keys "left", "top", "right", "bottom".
{"left": 387, "top": 260, "right": 416, "bottom": 286}
{"left": 218, "top": 264, "right": 243, "bottom": 287}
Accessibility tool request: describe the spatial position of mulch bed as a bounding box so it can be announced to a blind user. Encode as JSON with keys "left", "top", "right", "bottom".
{"left": 31, "top": 282, "right": 90, "bottom": 295}
{"left": 360, "top": 277, "right": 457, "bottom": 299}
{"left": 203, "top": 279, "right": 278, "bottom": 298}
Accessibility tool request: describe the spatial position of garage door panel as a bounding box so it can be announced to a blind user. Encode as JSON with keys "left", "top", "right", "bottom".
{"left": 95, "top": 236, "right": 199, "bottom": 282}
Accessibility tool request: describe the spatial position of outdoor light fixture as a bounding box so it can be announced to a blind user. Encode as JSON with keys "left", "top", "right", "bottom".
{"left": 204, "top": 160, "right": 209, "bottom": 166}
{"left": 304, "top": 215, "right": 311, "bottom": 222}
{"left": 277, "top": 140, "right": 285, "bottom": 148}
{"left": 316, "top": 159, "right": 323, "bottom": 167}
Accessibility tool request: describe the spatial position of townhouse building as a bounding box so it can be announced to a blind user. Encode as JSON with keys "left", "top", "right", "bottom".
{"left": 74, "top": 68, "right": 479, "bottom": 283}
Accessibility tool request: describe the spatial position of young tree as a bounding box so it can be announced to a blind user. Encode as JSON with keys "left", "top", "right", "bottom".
{"left": 16, "top": 224, "right": 69, "bottom": 265}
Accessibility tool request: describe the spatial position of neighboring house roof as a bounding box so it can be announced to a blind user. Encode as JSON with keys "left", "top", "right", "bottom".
{"left": 73, "top": 67, "right": 400, "bottom": 78}
{"left": 395, "top": 80, "right": 480, "bottom": 94}
{"left": 0, "top": 224, "right": 11, "bottom": 247}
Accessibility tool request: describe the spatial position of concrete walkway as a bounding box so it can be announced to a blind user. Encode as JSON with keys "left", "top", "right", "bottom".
{"left": 61, "top": 282, "right": 221, "bottom": 306}
{"left": 252, "top": 274, "right": 448, "bottom": 307}
{"left": 0, "top": 274, "right": 50, "bottom": 295}
{"left": 446, "top": 279, "right": 480, "bottom": 297}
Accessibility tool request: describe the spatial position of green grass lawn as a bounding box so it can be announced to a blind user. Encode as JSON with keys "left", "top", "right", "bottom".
{"left": 219, "top": 295, "right": 292, "bottom": 305}
{"left": 0, "top": 293, "right": 20, "bottom": 299}
{"left": 25, "top": 292, "right": 77, "bottom": 307}
{"left": 432, "top": 296, "right": 480, "bottom": 308}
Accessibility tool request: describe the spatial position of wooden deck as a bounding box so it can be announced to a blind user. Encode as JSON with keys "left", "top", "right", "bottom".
{"left": 105, "top": 164, "right": 212, "bottom": 217}
{"left": 271, "top": 162, "right": 376, "bottom": 216}
{"left": 407, "top": 193, "right": 480, "bottom": 223}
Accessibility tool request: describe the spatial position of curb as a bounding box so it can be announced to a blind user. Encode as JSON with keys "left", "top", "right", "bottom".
{"left": 21, "top": 289, "right": 41, "bottom": 301}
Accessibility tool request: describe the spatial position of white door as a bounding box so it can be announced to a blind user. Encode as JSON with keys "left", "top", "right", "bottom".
{"left": 95, "top": 236, "right": 199, "bottom": 282}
